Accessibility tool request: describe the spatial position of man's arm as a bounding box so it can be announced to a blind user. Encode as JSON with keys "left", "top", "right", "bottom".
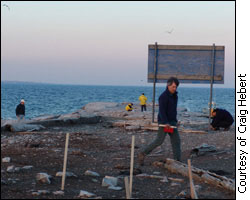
{"left": 158, "top": 95, "right": 169, "bottom": 124}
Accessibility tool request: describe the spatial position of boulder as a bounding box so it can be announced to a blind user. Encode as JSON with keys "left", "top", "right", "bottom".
{"left": 2, "top": 157, "right": 11, "bottom": 163}
{"left": 102, "top": 176, "right": 118, "bottom": 187}
{"left": 84, "top": 170, "right": 100, "bottom": 177}
{"left": 2, "top": 122, "right": 45, "bottom": 132}
{"left": 55, "top": 171, "right": 77, "bottom": 178}
{"left": 36, "top": 173, "right": 52, "bottom": 184}
{"left": 78, "top": 190, "right": 96, "bottom": 198}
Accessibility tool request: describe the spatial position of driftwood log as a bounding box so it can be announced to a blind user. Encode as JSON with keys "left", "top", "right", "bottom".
{"left": 161, "top": 158, "right": 235, "bottom": 192}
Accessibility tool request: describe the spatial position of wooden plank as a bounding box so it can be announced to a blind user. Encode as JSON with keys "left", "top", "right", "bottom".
{"left": 149, "top": 44, "right": 224, "bottom": 51}
{"left": 129, "top": 135, "right": 135, "bottom": 198}
{"left": 61, "top": 133, "right": 70, "bottom": 191}
{"left": 124, "top": 176, "right": 130, "bottom": 199}
{"left": 148, "top": 74, "right": 222, "bottom": 81}
{"left": 188, "top": 159, "right": 198, "bottom": 199}
{"left": 163, "top": 158, "right": 235, "bottom": 192}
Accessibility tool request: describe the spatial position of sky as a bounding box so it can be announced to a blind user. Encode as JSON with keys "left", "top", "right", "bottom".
{"left": 1, "top": 1, "right": 235, "bottom": 88}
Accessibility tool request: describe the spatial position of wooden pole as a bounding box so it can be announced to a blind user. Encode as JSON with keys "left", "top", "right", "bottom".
{"left": 188, "top": 159, "right": 198, "bottom": 199}
{"left": 129, "top": 135, "right": 135, "bottom": 198}
{"left": 124, "top": 176, "right": 130, "bottom": 199}
{"left": 209, "top": 43, "right": 215, "bottom": 125}
{"left": 152, "top": 42, "right": 158, "bottom": 123}
{"left": 61, "top": 133, "right": 70, "bottom": 190}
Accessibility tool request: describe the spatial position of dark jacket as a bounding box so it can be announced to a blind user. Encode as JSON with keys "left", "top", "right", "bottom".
{"left": 211, "top": 108, "right": 234, "bottom": 127}
{"left": 16, "top": 104, "right": 25, "bottom": 116}
{"left": 157, "top": 88, "right": 178, "bottom": 124}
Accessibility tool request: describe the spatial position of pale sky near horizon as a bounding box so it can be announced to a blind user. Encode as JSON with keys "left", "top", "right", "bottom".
{"left": 1, "top": 1, "right": 235, "bottom": 87}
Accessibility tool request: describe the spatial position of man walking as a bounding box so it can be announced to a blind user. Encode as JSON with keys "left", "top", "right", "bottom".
{"left": 139, "top": 93, "right": 147, "bottom": 112}
{"left": 16, "top": 99, "right": 25, "bottom": 121}
{"left": 138, "top": 77, "right": 181, "bottom": 165}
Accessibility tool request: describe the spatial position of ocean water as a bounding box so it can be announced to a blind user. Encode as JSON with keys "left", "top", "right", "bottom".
{"left": 1, "top": 82, "right": 235, "bottom": 120}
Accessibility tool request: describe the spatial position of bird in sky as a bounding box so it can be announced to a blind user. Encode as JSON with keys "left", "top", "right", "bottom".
{"left": 2, "top": 4, "right": 10, "bottom": 11}
{"left": 165, "top": 28, "right": 174, "bottom": 34}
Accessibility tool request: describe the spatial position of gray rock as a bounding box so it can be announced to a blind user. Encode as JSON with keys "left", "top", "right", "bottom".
{"left": 53, "top": 191, "right": 64, "bottom": 195}
{"left": 102, "top": 176, "right": 118, "bottom": 187}
{"left": 7, "top": 165, "right": 15, "bottom": 173}
{"left": 36, "top": 173, "right": 52, "bottom": 184}
{"left": 78, "top": 190, "right": 96, "bottom": 198}
{"left": 108, "top": 186, "right": 122, "bottom": 191}
{"left": 1, "top": 179, "right": 7, "bottom": 185}
{"left": 55, "top": 171, "right": 77, "bottom": 178}
{"left": 22, "top": 165, "right": 33, "bottom": 170}
{"left": 2, "top": 157, "right": 11, "bottom": 163}
{"left": 3, "top": 123, "right": 45, "bottom": 132}
{"left": 84, "top": 170, "right": 100, "bottom": 177}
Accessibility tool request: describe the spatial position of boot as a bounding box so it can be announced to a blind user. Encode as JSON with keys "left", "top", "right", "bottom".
{"left": 138, "top": 152, "right": 146, "bottom": 166}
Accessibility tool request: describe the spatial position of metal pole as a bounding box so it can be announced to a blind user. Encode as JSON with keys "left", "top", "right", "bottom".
{"left": 152, "top": 42, "right": 158, "bottom": 123}
{"left": 209, "top": 44, "right": 215, "bottom": 125}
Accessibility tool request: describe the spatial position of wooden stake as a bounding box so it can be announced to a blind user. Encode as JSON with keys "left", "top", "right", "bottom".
{"left": 61, "top": 133, "right": 70, "bottom": 190}
{"left": 124, "top": 176, "right": 130, "bottom": 199}
{"left": 129, "top": 135, "right": 135, "bottom": 198}
{"left": 188, "top": 159, "right": 198, "bottom": 199}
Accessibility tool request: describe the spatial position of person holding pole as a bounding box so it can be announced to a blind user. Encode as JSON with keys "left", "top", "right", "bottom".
{"left": 138, "top": 77, "right": 181, "bottom": 166}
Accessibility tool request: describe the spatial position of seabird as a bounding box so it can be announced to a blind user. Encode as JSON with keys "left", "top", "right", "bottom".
{"left": 2, "top": 4, "right": 10, "bottom": 11}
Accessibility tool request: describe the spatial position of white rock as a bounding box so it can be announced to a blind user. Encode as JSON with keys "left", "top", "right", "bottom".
{"left": 53, "top": 191, "right": 64, "bottom": 195}
{"left": 102, "top": 176, "right": 118, "bottom": 187}
{"left": 84, "top": 170, "right": 100, "bottom": 177}
{"left": 56, "top": 171, "right": 77, "bottom": 177}
{"left": 7, "top": 165, "right": 15, "bottom": 173}
{"left": 2, "top": 157, "right": 11, "bottom": 163}
{"left": 108, "top": 186, "right": 122, "bottom": 191}
{"left": 160, "top": 176, "right": 169, "bottom": 183}
{"left": 36, "top": 173, "right": 52, "bottom": 184}
{"left": 14, "top": 167, "right": 21, "bottom": 172}
{"left": 78, "top": 190, "right": 96, "bottom": 198}
{"left": 22, "top": 165, "right": 33, "bottom": 170}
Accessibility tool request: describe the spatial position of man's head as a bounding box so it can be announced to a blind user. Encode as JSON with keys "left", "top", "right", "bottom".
{"left": 167, "top": 77, "right": 179, "bottom": 94}
{"left": 142, "top": 93, "right": 144, "bottom": 95}
{"left": 20, "top": 99, "right": 25, "bottom": 105}
{"left": 212, "top": 109, "right": 217, "bottom": 117}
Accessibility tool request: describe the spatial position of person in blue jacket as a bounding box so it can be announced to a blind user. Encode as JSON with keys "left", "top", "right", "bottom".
{"left": 138, "top": 77, "right": 181, "bottom": 166}
{"left": 210, "top": 108, "right": 234, "bottom": 131}
{"left": 16, "top": 99, "right": 25, "bottom": 121}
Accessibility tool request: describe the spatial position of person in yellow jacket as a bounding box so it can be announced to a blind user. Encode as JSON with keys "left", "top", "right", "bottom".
{"left": 139, "top": 93, "right": 147, "bottom": 112}
{"left": 125, "top": 103, "right": 133, "bottom": 111}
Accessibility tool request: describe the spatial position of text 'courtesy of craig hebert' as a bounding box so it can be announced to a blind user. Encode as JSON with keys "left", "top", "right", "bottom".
{"left": 237, "top": 74, "right": 248, "bottom": 194}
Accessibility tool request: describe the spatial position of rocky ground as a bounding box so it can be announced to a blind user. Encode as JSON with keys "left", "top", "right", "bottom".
{"left": 1, "top": 102, "right": 235, "bottom": 199}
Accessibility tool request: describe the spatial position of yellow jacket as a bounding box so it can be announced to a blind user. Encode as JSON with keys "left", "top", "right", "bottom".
{"left": 125, "top": 104, "right": 133, "bottom": 111}
{"left": 139, "top": 95, "right": 147, "bottom": 105}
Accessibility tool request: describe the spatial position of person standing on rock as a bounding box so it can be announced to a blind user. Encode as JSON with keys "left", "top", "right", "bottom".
{"left": 139, "top": 93, "right": 147, "bottom": 112}
{"left": 138, "top": 77, "right": 181, "bottom": 166}
{"left": 16, "top": 99, "right": 25, "bottom": 121}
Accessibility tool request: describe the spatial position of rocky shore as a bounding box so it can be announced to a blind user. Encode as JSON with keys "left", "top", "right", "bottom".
{"left": 1, "top": 102, "right": 235, "bottom": 199}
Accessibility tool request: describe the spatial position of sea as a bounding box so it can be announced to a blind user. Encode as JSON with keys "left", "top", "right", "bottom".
{"left": 1, "top": 82, "right": 235, "bottom": 120}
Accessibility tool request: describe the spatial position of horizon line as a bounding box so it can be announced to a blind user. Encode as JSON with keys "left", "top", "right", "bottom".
{"left": 1, "top": 80, "right": 235, "bottom": 89}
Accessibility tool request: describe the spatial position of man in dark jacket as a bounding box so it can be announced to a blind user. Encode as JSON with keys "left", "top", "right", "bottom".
{"left": 138, "top": 77, "right": 181, "bottom": 166}
{"left": 211, "top": 108, "right": 234, "bottom": 131}
{"left": 16, "top": 99, "right": 25, "bottom": 121}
